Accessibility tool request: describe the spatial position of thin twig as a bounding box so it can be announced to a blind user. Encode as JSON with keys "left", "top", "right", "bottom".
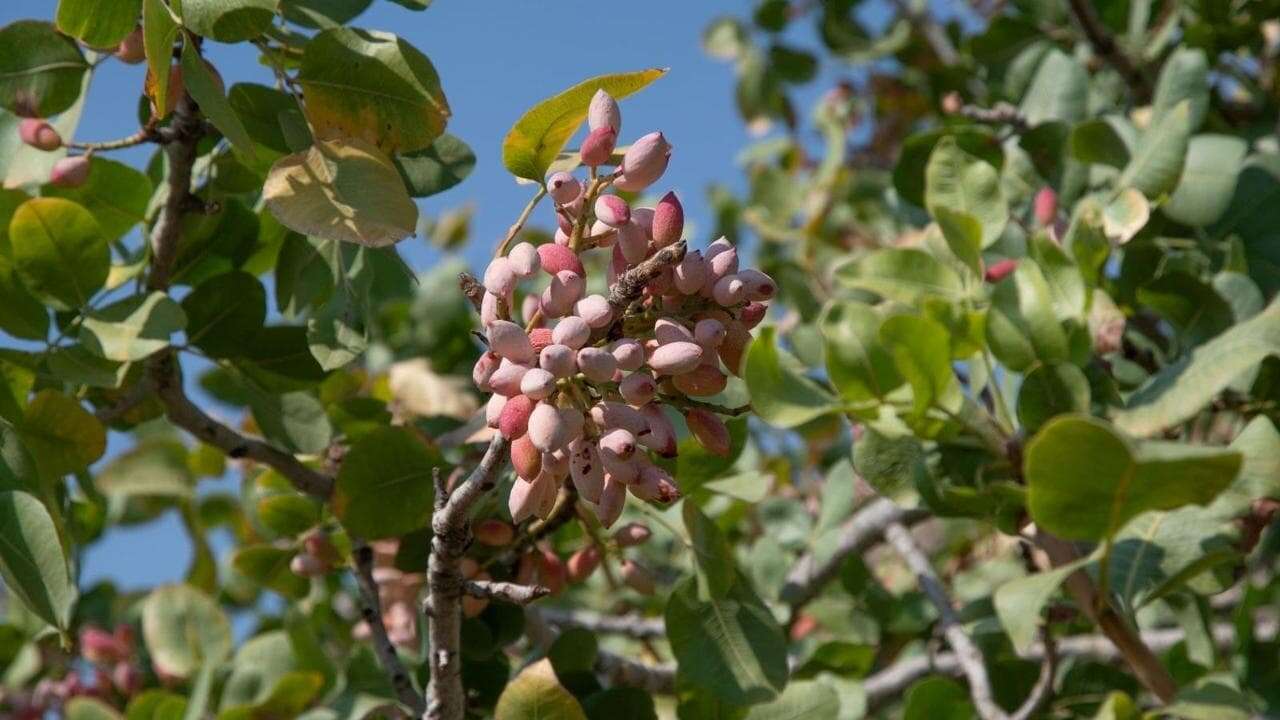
{"left": 67, "top": 126, "right": 160, "bottom": 152}
{"left": 1067, "top": 0, "right": 1152, "bottom": 101}
{"left": 656, "top": 395, "right": 752, "bottom": 417}
{"left": 463, "top": 579, "right": 550, "bottom": 605}
{"left": 605, "top": 240, "right": 687, "bottom": 315}
{"left": 539, "top": 608, "right": 666, "bottom": 639}
{"left": 352, "top": 541, "right": 426, "bottom": 716}
{"left": 494, "top": 186, "right": 548, "bottom": 258}
{"left": 883, "top": 520, "right": 1008, "bottom": 720}
{"left": 524, "top": 607, "right": 676, "bottom": 695}
{"left": 425, "top": 435, "right": 511, "bottom": 720}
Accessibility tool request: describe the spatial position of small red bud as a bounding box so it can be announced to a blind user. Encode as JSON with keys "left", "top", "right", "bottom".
{"left": 50, "top": 155, "right": 90, "bottom": 187}
{"left": 19, "top": 118, "right": 61, "bottom": 151}
{"left": 580, "top": 126, "right": 617, "bottom": 167}
{"left": 473, "top": 518, "right": 516, "bottom": 546}
{"left": 984, "top": 258, "right": 1018, "bottom": 283}
{"left": 566, "top": 546, "right": 601, "bottom": 583}
{"left": 1034, "top": 187, "right": 1057, "bottom": 227}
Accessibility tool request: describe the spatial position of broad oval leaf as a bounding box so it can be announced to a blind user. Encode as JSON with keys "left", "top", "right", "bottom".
{"left": 142, "top": 0, "right": 179, "bottom": 120}
{"left": 925, "top": 136, "right": 1007, "bottom": 247}
{"left": 1019, "top": 48, "right": 1088, "bottom": 127}
{"left": 180, "top": 40, "right": 255, "bottom": 161}
{"left": 178, "top": 0, "right": 275, "bottom": 43}
{"left": 1152, "top": 48, "right": 1209, "bottom": 132}
{"left": 833, "top": 248, "right": 965, "bottom": 305}
{"left": 181, "top": 271, "right": 267, "bottom": 358}
{"left": 56, "top": 0, "right": 142, "bottom": 48}
{"left": 494, "top": 658, "right": 588, "bottom": 720}
{"left": 1016, "top": 362, "right": 1089, "bottom": 433}
{"left": 232, "top": 545, "right": 309, "bottom": 599}
{"left": 1164, "top": 134, "right": 1247, "bottom": 227}
{"left": 263, "top": 137, "right": 418, "bottom": 247}
{"left": 993, "top": 555, "right": 1091, "bottom": 653}
{"left": 125, "top": 690, "right": 189, "bottom": 719}
{"left": 985, "top": 262, "right": 1069, "bottom": 372}
{"left": 1025, "top": 415, "right": 1240, "bottom": 541}
{"left": 821, "top": 300, "right": 903, "bottom": 405}
{"left": 0, "top": 20, "right": 89, "bottom": 117}
{"left": 502, "top": 68, "right": 667, "bottom": 182}
{"left": 80, "top": 291, "right": 187, "bottom": 362}
{"left": 9, "top": 197, "right": 109, "bottom": 312}
{"left": 65, "top": 697, "right": 124, "bottom": 720}
{"left": 880, "top": 314, "right": 962, "bottom": 419}
{"left": 743, "top": 325, "right": 838, "bottom": 428}
{"left": 19, "top": 389, "right": 107, "bottom": 478}
{"left": 1118, "top": 100, "right": 1192, "bottom": 199}
{"left": 44, "top": 157, "right": 153, "bottom": 242}
{"left": 332, "top": 425, "right": 444, "bottom": 539}
{"left": 0, "top": 490, "right": 76, "bottom": 631}
{"left": 1102, "top": 187, "right": 1150, "bottom": 244}
{"left": 141, "top": 583, "right": 232, "bottom": 679}
{"left": 744, "top": 680, "right": 840, "bottom": 720}
{"left": 298, "top": 27, "right": 449, "bottom": 154}
{"left": 395, "top": 133, "right": 476, "bottom": 197}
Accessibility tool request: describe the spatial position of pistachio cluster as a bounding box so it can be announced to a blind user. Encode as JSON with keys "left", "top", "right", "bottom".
{"left": 473, "top": 90, "right": 774, "bottom": 528}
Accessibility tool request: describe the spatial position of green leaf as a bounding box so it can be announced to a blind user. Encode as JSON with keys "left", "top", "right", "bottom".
{"left": 580, "top": 688, "right": 656, "bottom": 720}
{"left": 1069, "top": 117, "right": 1132, "bottom": 168}
{"left": 0, "top": 190, "right": 48, "bottom": 341}
{"left": 395, "top": 133, "right": 476, "bottom": 197}
{"left": 932, "top": 207, "right": 982, "bottom": 276}
{"left": 181, "top": 271, "right": 266, "bottom": 358}
{"left": 1137, "top": 273, "right": 1234, "bottom": 347}
{"left": 1152, "top": 48, "right": 1209, "bottom": 132}
{"left": 0, "top": 490, "right": 75, "bottom": 631}
{"left": 97, "top": 440, "right": 193, "bottom": 499}
{"left": 502, "top": 68, "right": 667, "bottom": 181}
{"left": 307, "top": 290, "right": 369, "bottom": 370}
{"left": 1164, "top": 134, "right": 1247, "bottom": 227}
{"left": 1019, "top": 48, "right": 1087, "bottom": 127}
{"left": 821, "top": 300, "right": 902, "bottom": 405}
{"left": 743, "top": 325, "right": 838, "bottom": 428}
{"left": 298, "top": 27, "right": 449, "bottom": 155}
{"left": 333, "top": 425, "right": 443, "bottom": 539}
{"left": 9, "top": 197, "right": 108, "bottom": 311}
{"left": 227, "top": 83, "right": 296, "bottom": 159}
{"left": 665, "top": 574, "right": 788, "bottom": 706}
{"left": 743, "top": 680, "right": 839, "bottom": 720}
{"left": 1113, "top": 302, "right": 1280, "bottom": 436}
{"left": 903, "top": 677, "right": 974, "bottom": 720}
{"left": 0, "top": 20, "right": 89, "bottom": 117}
{"left": 282, "top": 0, "right": 373, "bottom": 28}
{"left": 275, "top": 234, "right": 338, "bottom": 317}
{"left": 1016, "top": 362, "right": 1090, "bottom": 433}
{"left": 19, "top": 389, "right": 106, "bottom": 478}
{"left": 853, "top": 429, "right": 924, "bottom": 496}
{"left": 141, "top": 584, "right": 232, "bottom": 679}
{"left": 985, "top": 262, "right": 1069, "bottom": 372}
{"left": 683, "top": 502, "right": 736, "bottom": 599}
{"left": 178, "top": 0, "right": 275, "bottom": 43}
{"left": 879, "top": 314, "right": 961, "bottom": 418}
{"left": 1028, "top": 232, "right": 1087, "bottom": 321}
{"left": 1118, "top": 100, "right": 1192, "bottom": 198}
{"left": 180, "top": 40, "right": 255, "bottom": 161}
{"left": 65, "top": 697, "right": 124, "bottom": 720}
{"left": 125, "top": 690, "right": 188, "bottom": 720}
{"left": 833, "top": 248, "right": 965, "bottom": 305}
{"left": 45, "top": 157, "right": 153, "bottom": 242}
{"left": 264, "top": 137, "right": 418, "bottom": 247}
{"left": 894, "top": 127, "right": 1003, "bottom": 208}
{"left": 46, "top": 346, "right": 124, "bottom": 388}
{"left": 249, "top": 390, "right": 333, "bottom": 455}
{"left": 1092, "top": 692, "right": 1138, "bottom": 720}
{"left": 256, "top": 493, "right": 322, "bottom": 537}
{"left": 667, "top": 416, "right": 748, "bottom": 494}
{"left": 1025, "top": 415, "right": 1241, "bottom": 541}
{"left": 142, "top": 0, "right": 179, "bottom": 120}
{"left": 232, "top": 545, "right": 310, "bottom": 599}
{"left": 56, "top": 0, "right": 142, "bottom": 48}
{"left": 924, "top": 137, "right": 1007, "bottom": 247}
{"left": 993, "top": 555, "right": 1090, "bottom": 653}
{"left": 495, "top": 658, "right": 588, "bottom": 720}
{"left": 80, "top": 292, "right": 187, "bottom": 362}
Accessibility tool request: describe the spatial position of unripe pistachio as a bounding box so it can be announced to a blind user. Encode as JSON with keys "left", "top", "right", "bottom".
{"left": 487, "top": 362, "right": 528, "bottom": 396}
{"left": 290, "top": 552, "right": 325, "bottom": 578}
{"left": 706, "top": 245, "right": 739, "bottom": 283}
{"left": 652, "top": 191, "right": 683, "bottom": 247}
{"left": 566, "top": 546, "right": 601, "bottom": 583}
{"left": 694, "top": 318, "right": 726, "bottom": 349}
{"left": 529, "top": 327, "right": 553, "bottom": 354}
{"left": 620, "top": 559, "right": 656, "bottom": 595}
{"left": 592, "top": 401, "right": 649, "bottom": 435}
{"left": 539, "top": 547, "right": 567, "bottom": 594}
{"left": 648, "top": 341, "right": 703, "bottom": 375}
{"left": 539, "top": 286, "right": 568, "bottom": 318}
{"left": 559, "top": 407, "right": 585, "bottom": 442}
{"left": 619, "top": 371, "right": 657, "bottom": 405}
{"left": 303, "top": 531, "right": 339, "bottom": 566}
{"left": 673, "top": 250, "right": 706, "bottom": 294}
{"left": 511, "top": 433, "right": 543, "bottom": 480}
{"left": 112, "top": 662, "right": 142, "bottom": 696}
{"left": 1034, "top": 186, "right": 1058, "bottom": 227}
{"left": 483, "top": 257, "right": 516, "bottom": 296}
{"left": 547, "top": 270, "right": 585, "bottom": 311}
{"left": 686, "top": 408, "right": 731, "bottom": 456}
{"left": 617, "top": 221, "right": 650, "bottom": 265}
{"left": 498, "top": 394, "right": 535, "bottom": 439}
{"left": 508, "top": 472, "right": 540, "bottom": 523}
{"left": 577, "top": 346, "right": 617, "bottom": 382}
{"left": 481, "top": 290, "right": 503, "bottom": 327}
{"left": 547, "top": 171, "right": 582, "bottom": 204}
{"left": 534, "top": 469, "right": 560, "bottom": 519}
{"left": 654, "top": 318, "right": 694, "bottom": 345}
{"left": 740, "top": 302, "right": 767, "bottom": 329}
{"left": 80, "top": 627, "right": 128, "bottom": 665}
{"left": 595, "top": 476, "right": 626, "bottom": 528}
{"left": 50, "top": 155, "right": 90, "bottom": 187}
{"left": 648, "top": 266, "right": 674, "bottom": 294}
{"left": 538, "top": 242, "right": 585, "bottom": 276}
{"left": 473, "top": 351, "right": 500, "bottom": 392}
{"left": 115, "top": 26, "right": 145, "bottom": 64}
{"left": 588, "top": 89, "right": 622, "bottom": 133}
{"left": 637, "top": 403, "right": 677, "bottom": 457}
{"left": 487, "top": 320, "right": 535, "bottom": 363}
{"left": 719, "top": 321, "right": 752, "bottom": 376}
{"left": 473, "top": 518, "right": 515, "bottom": 546}
{"left": 600, "top": 453, "right": 639, "bottom": 484}
{"left": 712, "top": 275, "right": 747, "bottom": 306}
{"left": 522, "top": 294, "right": 542, "bottom": 325}
{"left": 590, "top": 218, "right": 617, "bottom": 247}
{"left": 485, "top": 393, "right": 507, "bottom": 427}
{"left": 528, "top": 401, "right": 568, "bottom": 452}
{"left": 610, "top": 338, "right": 645, "bottom": 371}
{"left": 631, "top": 206, "right": 655, "bottom": 236}
{"left": 543, "top": 448, "right": 570, "bottom": 480}
{"left": 539, "top": 343, "right": 577, "bottom": 378}
{"left": 984, "top": 258, "right": 1018, "bottom": 283}
{"left": 552, "top": 315, "right": 591, "bottom": 349}
{"left": 575, "top": 294, "right": 613, "bottom": 328}
{"left": 737, "top": 268, "right": 776, "bottom": 301}
{"left": 616, "top": 132, "right": 672, "bottom": 191}
{"left": 508, "top": 242, "right": 541, "bottom": 277}
{"left": 595, "top": 194, "right": 631, "bottom": 227}
{"left": 632, "top": 462, "right": 680, "bottom": 502}
{"left": 599, "top": 428, "right": 637, "bottom": 460}
{"left": 613, "top": 522, "right": 652, "bottom": 547}
{"left": 520, "top": 367, "right": 556, "bottom": 400}
{"left": 553, "top": 226, "right": 571, "bottom": 246}
{"left": 568, "top": 438, "right": 604, "bottom": 503}
{"left": 581, "top": 125, "right": 617, "bottom": 167}
{"left": 672, "top": 364, "right": 727, "bottom": 397}
{"left": 19, "top": 118, "right": 61, "bottom": 151}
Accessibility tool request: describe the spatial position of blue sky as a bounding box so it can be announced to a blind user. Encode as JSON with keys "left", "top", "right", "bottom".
{"left": 0, "top": 0, "right": 863, "bottom": 593}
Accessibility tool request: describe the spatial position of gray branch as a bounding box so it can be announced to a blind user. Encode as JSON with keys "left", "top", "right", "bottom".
{"left": 464, "top": 579, "right": 551, "bottom": 605}
{"left": 353, "top": 541, "right": 426, "bottom": 716}
{"left": 539, "top": 608, "right": 666, "bottom": 639}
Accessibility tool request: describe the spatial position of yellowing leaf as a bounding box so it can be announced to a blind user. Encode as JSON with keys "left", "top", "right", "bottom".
{"left": 263, "top": 137, "right": 418, "bottom": 247}
{"left": 502, "top": 68, "right": 667, "bottom": 182}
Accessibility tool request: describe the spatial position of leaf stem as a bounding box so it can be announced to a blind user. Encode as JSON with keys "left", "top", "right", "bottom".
{"left": 494, "top": 185, "right": 547, "bottom": 258}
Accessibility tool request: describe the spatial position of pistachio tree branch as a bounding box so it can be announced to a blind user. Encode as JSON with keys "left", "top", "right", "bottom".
{"left": 146, "top": 96, "right": 203, "bottom": 292}
{"left": 606, "top": 240, "right": 687, "bottom": 315}
{"left": 1066, "top": 0, "right": 1152, "bottom": 100}
{"left": 463, "top": 579, "right": 550, "bottom": 605}
{"left": 539, "top": 608, "right": 666, "bottom": 639}
{"left": 524, "top": 607, "right": 676, "bottom": 695}
{"left": 782, "top": 498, "right": 930, "bottom": 615}
{"left": 352, "top": 541, "right": 426, "bottom": 716}
{"left": 66, "top": 126, "right": 159, "bottom": 152}
{"left": 883, "top": 520, "right": 1009, "bottom": 720}
{"left": 425, "top": 434, "right": 511, "bottom": 720}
